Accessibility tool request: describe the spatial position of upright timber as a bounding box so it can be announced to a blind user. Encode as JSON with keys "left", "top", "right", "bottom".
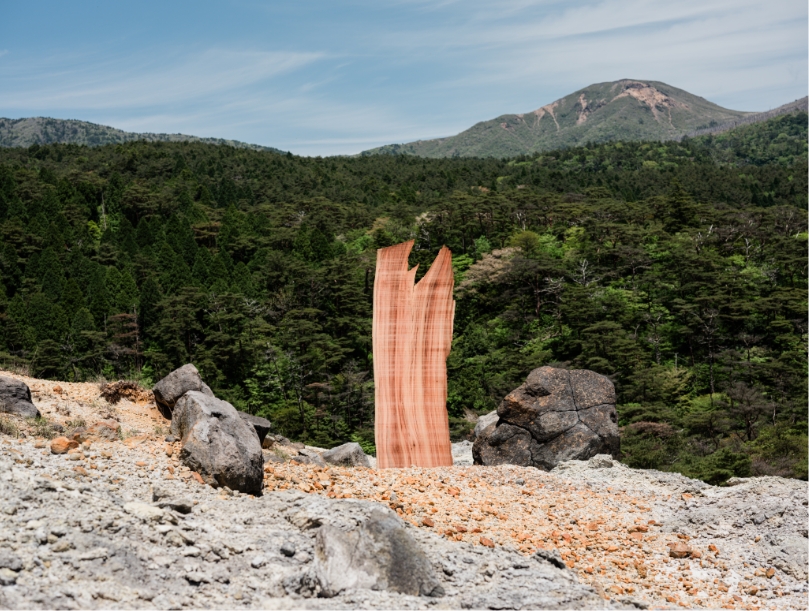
{"left": 373, "top": 241, "right": 455, "bottom": 468}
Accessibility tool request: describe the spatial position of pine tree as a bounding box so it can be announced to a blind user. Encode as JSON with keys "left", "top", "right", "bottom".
{"left": 139, "top": 277, "right": 163, "bottom": 339}
{"left": 60, "top": 278, "right": 86, "bottom": 320}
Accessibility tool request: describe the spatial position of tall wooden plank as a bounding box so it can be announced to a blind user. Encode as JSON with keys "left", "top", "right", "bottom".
{"left": 374, "top": 242, "right": 454, "bottom": 468}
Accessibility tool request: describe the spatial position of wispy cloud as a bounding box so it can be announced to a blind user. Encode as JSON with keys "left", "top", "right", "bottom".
{"left": 0, "top": 48, "right": 324, "bottom": 110}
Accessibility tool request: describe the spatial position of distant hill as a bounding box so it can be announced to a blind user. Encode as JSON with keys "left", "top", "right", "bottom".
{"left": 681, "top": 96, "right": 808, "bottom": 139}
{"left": 688, "top": 104, "right": 807, "bottom": 166}
{"left": 0, "top": 117, "right": 285, "bottom": 153}
{"left": 363, "top": 79, "right": 752, "bottom": 158}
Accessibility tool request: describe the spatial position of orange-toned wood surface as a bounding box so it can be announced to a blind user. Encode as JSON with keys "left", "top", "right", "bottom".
{"left": 373, "top": 241, "right": 455, "bottom": 468}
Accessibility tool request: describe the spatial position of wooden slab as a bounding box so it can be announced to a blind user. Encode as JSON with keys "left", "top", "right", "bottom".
{"left": 373, "top": 241, "right": 454, "bottom": 468}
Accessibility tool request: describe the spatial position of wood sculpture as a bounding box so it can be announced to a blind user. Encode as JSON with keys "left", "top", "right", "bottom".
{"left": 373, "top": 240, "right": 455, "bottom": 468}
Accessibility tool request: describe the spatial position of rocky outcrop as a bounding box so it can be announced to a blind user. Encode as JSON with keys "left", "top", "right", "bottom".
{"left": 322, "top": 442, "right": 371, "bottom": 468}
{"left": 170, "top": 391, "right": 264, "bottom": 494}
{"left": 473, "top": 366, "right": 619, "bottom": 470}
{"left": 152, "top": 364, "right": 214, "bottom": 419}
{"left": 313, "top": 507, "right": 444, "bottom": 597}
{"left": 0, "top": 376, "right": 39, "bottom": 418}
{"left": 237, "top": 412, "right": 272, "bottom": 446}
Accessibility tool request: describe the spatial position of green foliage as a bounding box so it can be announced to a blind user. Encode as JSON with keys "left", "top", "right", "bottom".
{"left": 0, "top": 117, "right": 805, "bottom": 481}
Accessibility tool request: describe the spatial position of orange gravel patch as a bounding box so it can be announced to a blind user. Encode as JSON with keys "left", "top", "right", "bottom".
{"left": 263, "top": 462, "right": 766, "bottom": 609}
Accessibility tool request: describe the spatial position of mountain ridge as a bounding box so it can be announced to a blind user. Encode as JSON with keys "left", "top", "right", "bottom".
{"left": 362, "top": 79, "right": 755, "bottom": 158}
{"left": 0, "top": 116, "right": 286, "bottom": 154}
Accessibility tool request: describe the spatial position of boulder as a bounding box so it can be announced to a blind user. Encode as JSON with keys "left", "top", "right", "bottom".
{"left": 152, "top": 364, "right": 214, "bottom": 420}
{"left": 322, "top": 442, "right": 371, "bottom": 468}
{"left": 473, "top": 410, "right": 499, "bottom": 438}
{"left": 170, "top": 391, "right": 263, "bottom": 495}
{"left": 312, "top": 507, "right": 444, "bottom": 597}
{"left": 473, "top": 366, "right": 619, "bottom": 470}
{"left": 294, "top": 448, "right": 326, "bottom": 467}
{"left": 0, "top": 376, "right": 39, "bottom": 418}
{"left": 237, "top": 412, "right": 272, "bottom": 446}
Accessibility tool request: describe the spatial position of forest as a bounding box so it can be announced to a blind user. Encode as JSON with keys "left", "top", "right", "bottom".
{"left": 0, "top": 111, "right": 806, "bottom": 484}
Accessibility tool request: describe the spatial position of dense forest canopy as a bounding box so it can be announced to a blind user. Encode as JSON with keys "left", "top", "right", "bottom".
{"left": 0, "top": 111, "right": 806, "bottom": 484}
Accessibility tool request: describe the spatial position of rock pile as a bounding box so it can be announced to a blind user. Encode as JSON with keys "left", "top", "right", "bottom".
{"left": 152, "top": 365, "right": 274, "bottom": 494}
{"left": 474, "top": 366, "right": 619, "bottom": 469}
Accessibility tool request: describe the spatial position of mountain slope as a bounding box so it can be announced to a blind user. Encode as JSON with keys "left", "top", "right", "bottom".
{"left": 0, "top": 116, "right": 285, "bottom": 153}
{"left": 682, "top": 96, "right": 808, "bottom": 139}
{"left": 363, "top": 79, "right": 751, "bottom": 158}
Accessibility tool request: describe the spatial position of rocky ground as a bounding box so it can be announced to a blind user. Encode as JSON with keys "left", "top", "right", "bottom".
{"left": 0, "top": 372, "right": 807, "bottom": 610}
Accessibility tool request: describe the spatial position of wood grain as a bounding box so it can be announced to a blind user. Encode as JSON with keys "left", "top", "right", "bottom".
{"left": 373, "top": 241, "right": 455, "bottom": 468}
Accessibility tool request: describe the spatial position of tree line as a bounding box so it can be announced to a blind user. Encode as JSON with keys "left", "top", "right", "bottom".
{"left": 0, "top": 113, "right": 805, "bottom": 482}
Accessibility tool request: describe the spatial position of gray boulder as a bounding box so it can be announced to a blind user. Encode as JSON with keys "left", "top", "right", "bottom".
{"left": 474, "top": 410, "right": 499, "bottom": 438}
{"left": 294, "top": 449, "right": 326, "bottom": 467}
{"left": 322, "top": 442, "right": 370, "bottom": 468}
{"left": 152, "top": 364, "right": 214, "bottom": 419}
{"left": 312, "top": 507, "right": 444, "bottom": 598}
{"left": 170, "top": 391, "right": 263, "bottom": 494}
{"left": 0, "top": 376, "right": 39, "bottom": 418}
{"left": 237, "top": 412, "right": 272, "bottom": 446}
{"left": 473, "top": 366, "right": 619, "bottom": 470}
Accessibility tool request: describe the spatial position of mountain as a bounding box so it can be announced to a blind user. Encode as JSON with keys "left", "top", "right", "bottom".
{"left": 363, "top": 79, "right": 752, "bottom": 158}
{"left": 0, "top": 116, "right": 285, "bottom": 153}
{"left": 681, "top": 96, "right": 808, "bottom": 139}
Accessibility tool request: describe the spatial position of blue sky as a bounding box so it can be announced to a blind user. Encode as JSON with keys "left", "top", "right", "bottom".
{"left": 1, "top": 0, "right": 806, "bottom": 156}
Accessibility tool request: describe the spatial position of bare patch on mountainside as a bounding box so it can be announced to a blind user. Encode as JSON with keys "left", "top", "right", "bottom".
{"left": 612, "top": 80, "right": 687, "bottom": 126}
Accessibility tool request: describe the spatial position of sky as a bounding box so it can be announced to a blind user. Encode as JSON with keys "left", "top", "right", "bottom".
{"left": 1, "top": 0, "right": 806, "bottom": 156}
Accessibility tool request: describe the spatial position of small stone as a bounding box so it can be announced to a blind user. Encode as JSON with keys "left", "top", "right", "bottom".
{"left": 280, "top": 542, "right": 296, "bottom": 557}
{"left": 52, "top": 539, "right": 74, "bottom": 553}
{"left": 0, "top": 568, "right": 18, "bottom": 585}
{"left": 50, "top": 437, "right": 79, "bottom": 455}
{"left": 124, "top": 501, "right": 163, "bottom": 522}
{"left": 480, "top": 537, "right": 495, "bottom": 548}
{"left": 0, "top": 551, "right": 22, "bottom": 572}
{"left": 422, "top": 518, "right": 435, "bottom": 527}
{"left": 668, "top": 542, "right": 691, "bottom": 558}
{"left": 250, "top": 555, "right": 267, "bottom": 568}
{"left": 766, "top": 568, "right": 776, "bottom": 578}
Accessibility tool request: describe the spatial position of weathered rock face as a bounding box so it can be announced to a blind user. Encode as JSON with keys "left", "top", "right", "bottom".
{"left": 313, "top": 507, "right": 444, "bottom": 598}
{"left": 152, "top": 364, "right": 214, "bottom": 419}
{"left": 474, "top": 410, "right": 499, "bottom": 438}
{"left": 237, "top": 412, "right": 272, "bottom": 446}
{"left": 373, "top": 241, "right": 455, "bottom": 468}
{"left": 170, "top": 391, "right": 263, "bottom": 494}
{"left": 322, "top": 442, "right": 371, "bottom": 468}
{"left": 473, "top": 366, "right": 619, "bottom": 470}
{"left": 0, "top": 376, "right": 39, "bottom": 418}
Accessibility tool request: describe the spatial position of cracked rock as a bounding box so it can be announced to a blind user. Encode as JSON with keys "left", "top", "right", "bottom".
{"left": 473, "top": 366, "right": 619, "bottom": 469}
